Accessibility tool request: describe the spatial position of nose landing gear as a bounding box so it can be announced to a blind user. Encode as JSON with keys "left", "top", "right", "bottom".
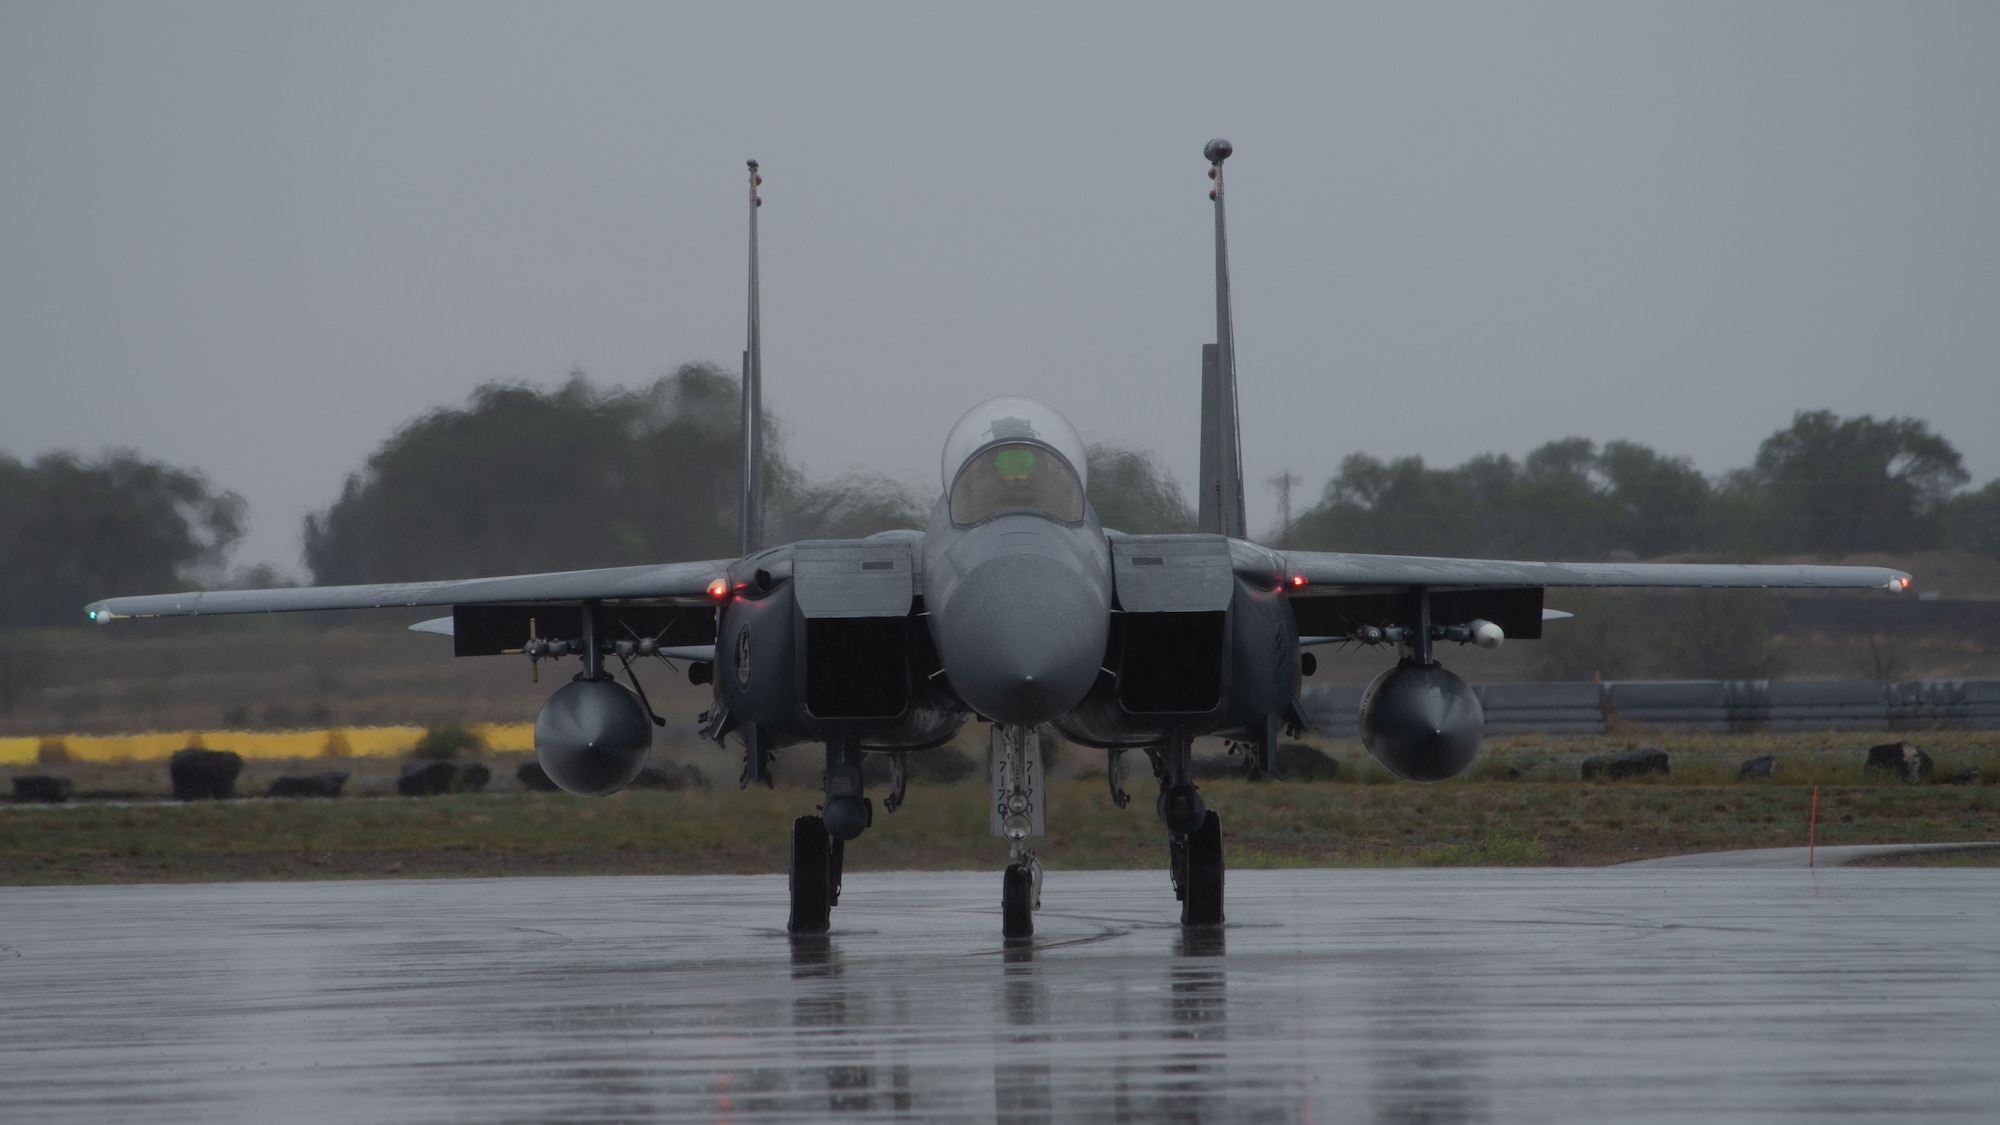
{"left": 991, "top": 724, "right": 1046, "bottom": 941}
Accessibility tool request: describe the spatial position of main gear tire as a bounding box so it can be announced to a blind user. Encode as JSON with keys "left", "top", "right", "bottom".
{"left": 787, "top": 815, "right": 833, "bottom": 935}
{"left": 1180, "top": 810, "right": 1225, "bottom": 928}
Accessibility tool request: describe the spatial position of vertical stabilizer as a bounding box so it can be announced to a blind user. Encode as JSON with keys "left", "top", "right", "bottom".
{"left": 739, "top": 160, "right": 765, "bottom": 556}
{"left": 1197, "top": 139, "right": 1247, "bottom": 539}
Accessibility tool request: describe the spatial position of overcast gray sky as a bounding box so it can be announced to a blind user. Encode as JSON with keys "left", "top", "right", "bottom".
{"left": 4, "top": 2, "right": 1995, "bottom": 573}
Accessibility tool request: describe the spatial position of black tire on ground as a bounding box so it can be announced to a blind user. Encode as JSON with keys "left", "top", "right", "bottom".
{"left": 788, "top": 815, "right": 832, "bottom": 935}
{"left": 1002, "top": 864, "right": 1035, "bottom": 941}
{"left": 1181, "top": 810, "right": 1224, "bottom": 927}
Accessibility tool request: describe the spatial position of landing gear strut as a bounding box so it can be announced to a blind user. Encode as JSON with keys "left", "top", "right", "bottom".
{"left": 821, "top": 735, "right": 871, "bottom": 842}
{"left": 991, "top": 724, "right": 1045, "bottom": 941}
{"left": 1153, "top": 729, "right": 1224, "bottom": 928}
{"left": 1171, "top": 810, "right": 1224, "bottom": 927}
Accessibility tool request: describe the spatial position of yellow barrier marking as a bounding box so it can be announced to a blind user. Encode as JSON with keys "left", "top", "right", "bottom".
{"left": 0, "top": 724, "right": 536, "bottom": 766}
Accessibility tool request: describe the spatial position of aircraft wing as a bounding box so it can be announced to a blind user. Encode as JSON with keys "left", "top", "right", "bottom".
{"left": 84, "top": 558, "right": 735, "bottom": 621}
{"left": 1277, "top": 551, "right": 1911, "bottom": 592}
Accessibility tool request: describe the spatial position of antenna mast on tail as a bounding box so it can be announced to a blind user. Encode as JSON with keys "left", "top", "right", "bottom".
{"left": 739, "top": 160, "right": 765, "bottom": 555}
{"left": 1197, "top": 138, "right": 1247, "bottom": 539}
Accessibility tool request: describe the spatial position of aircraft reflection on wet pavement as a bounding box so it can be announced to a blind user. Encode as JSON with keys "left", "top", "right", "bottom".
{"left": 769, "top": 931, "right": 1233, "bottom": 1122}
{"left": 741, "top": 916, "right": 1474, "bottom": 1125}
{"left": 7, "top": 871, "right": 2000, "bottom": 1122}
{"left": 85, "top": 142, "right": 1911, "bottom": 939}
{"left": 784, "top": 937, "right": 918, "bottom": 1116}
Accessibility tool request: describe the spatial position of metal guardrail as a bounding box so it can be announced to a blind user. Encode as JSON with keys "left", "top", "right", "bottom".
{"left": 1302, "top": 680, "right": 2000, "bottom": 736}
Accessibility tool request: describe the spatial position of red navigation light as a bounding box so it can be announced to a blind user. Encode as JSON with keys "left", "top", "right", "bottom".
{"left": 1291, "top": 575, "right": 1307, "bottom": 588}
{"left": 1898, "top": 576, "right": 1911, "bottom": 590}
{"left": 707, "top": 578, "right": 728, "bottom": 600}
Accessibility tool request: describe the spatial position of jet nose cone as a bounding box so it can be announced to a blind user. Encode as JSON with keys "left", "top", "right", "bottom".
{"left": 935, "top": 551, "right": 1108, "bottom": 727}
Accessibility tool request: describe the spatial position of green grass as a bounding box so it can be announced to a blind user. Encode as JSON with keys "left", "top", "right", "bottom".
{"left": 6, "top": 730, "right": 1996, "bottom": 884}
{"left": 4, "top": 765, "right": 1995, "bottom": 884}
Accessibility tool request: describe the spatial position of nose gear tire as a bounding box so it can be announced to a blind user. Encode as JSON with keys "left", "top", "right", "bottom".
{"left": 1002, "top": 863, "right": 1035, "bottom": 940}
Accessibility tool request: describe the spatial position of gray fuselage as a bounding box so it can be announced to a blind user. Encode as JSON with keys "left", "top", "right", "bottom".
{"left": 921, "top": 497, "right": 1113, "bottom": 727}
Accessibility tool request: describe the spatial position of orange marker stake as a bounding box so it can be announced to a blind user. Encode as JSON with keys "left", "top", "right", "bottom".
{"left": 1809, "top": 785, "right": 1819, "bottom": 868}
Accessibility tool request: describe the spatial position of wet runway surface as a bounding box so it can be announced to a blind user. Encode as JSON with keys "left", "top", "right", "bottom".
{"left": 4, "top": 866, "right": 1997, "bottom": 1123}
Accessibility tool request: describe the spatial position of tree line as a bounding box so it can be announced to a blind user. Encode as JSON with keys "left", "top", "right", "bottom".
{"left": 3, "top": 367, "right": 1996, "bottom": 629}
{"left": 301, "top": 364, "right": 933, "bottom": 585}
{"left": 1283, "top": 411, "right": 1995, "bottom": 560}
{"left": 0, "top": 451, "right": 245, "bottom": 630}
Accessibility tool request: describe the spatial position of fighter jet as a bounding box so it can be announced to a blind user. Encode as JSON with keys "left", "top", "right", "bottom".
{"left": 86, "top": 142, "right": 1911, "bottom": 939}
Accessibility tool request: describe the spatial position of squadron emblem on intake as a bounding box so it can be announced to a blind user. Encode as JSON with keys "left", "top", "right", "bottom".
{"left": 735, "top": 624, "right": 752, "bottom": 688}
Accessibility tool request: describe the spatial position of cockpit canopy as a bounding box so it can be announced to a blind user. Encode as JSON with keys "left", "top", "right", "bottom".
{"left": 941, "top": 397, "right": 1088, "bottom": 525}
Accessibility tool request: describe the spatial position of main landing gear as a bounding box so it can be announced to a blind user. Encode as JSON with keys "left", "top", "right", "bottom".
{"left": 1170, "top": 809, "right": 1224, "bottom": 927}
{"left": 1149, "top": 729, "right": 1223, "bottom": 927}
{"left": 788, "top": 736, "right": 868, "bottom": 936}
{"left": 784, "top": 724, "right": 1224, "bottom": 937}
